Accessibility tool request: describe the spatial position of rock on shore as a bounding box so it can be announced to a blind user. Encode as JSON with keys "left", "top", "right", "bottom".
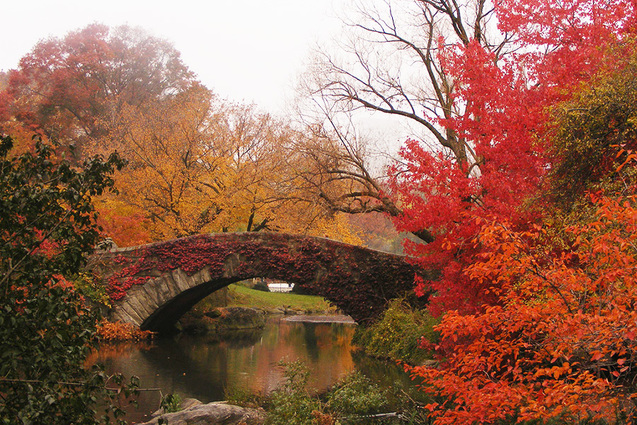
{"left": 137, "top": 400, "right": 265, "bottom": 425}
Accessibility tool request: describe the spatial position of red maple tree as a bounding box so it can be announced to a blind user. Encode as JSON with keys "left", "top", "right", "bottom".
{"left": 390, "top": 0, "right": 637, "bottom": 316}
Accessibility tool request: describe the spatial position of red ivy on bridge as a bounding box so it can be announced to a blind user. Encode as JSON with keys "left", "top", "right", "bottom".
{"left": 99, "top": 233, "right": 420, "bottom": 323}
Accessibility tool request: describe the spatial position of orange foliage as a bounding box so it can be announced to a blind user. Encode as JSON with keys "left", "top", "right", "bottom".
{"left": 414, "top": 196, "right": 637, "bottom": 424}
{"left": 96, "top": 320, "right": 154, "bottom": 342}
{"left": 94, "top": 197, "right": 153, "bottom": 247}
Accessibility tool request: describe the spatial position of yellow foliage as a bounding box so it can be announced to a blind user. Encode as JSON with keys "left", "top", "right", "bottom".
{"left": 307, "top": 213, "right": 363, "bottom": 245}
{"left": 82, "top": 81, "right": 372, "bottom": 244}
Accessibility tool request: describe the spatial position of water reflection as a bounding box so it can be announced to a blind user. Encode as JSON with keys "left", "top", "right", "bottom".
{"left": 94, "top": 317, "right": 358, "bottom": 422}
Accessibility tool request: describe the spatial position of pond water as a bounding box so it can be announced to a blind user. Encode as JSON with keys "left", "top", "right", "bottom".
{"left": 92, "top": 316, "right": 415, "bottom": 423}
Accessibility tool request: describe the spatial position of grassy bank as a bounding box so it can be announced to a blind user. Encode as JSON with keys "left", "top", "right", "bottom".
{"left": 190, "top": 283, "right": 337, "bottom": 316}
{"left": 179, "top": 284, "right": 338, "bottom": 335}
{"left": 226, "top": 284, "right": 336, "bottom": 314}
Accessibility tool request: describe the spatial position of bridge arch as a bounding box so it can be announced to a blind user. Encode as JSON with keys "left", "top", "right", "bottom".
{"left": 91, "top": 232, "right": 421, "bottom": 333}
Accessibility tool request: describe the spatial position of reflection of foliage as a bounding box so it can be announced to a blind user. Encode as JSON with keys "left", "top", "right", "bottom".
{"left": 208, "top": 328, "right": 265, "bottom": 348}
{"left": 353, "top": 298, "right": 439, "bottom": 365}
{"left": 86, "top": 341, "right": 154, "bottom": 365}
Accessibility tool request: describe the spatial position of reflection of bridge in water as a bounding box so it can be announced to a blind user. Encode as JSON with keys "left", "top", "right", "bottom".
{"left": 90, "top": 232, "right": 424, "bottom": 333}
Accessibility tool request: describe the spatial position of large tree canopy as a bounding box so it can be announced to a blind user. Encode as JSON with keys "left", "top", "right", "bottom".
{"left": 0, "top": 24, "right": 368, "bottom": 246}
{"left": 3, "top": 24, "right": 198, "bottom": 153}
{"left": 297, "top": 0, "right": 511, "bottom": 229}
{"left": 375, "top": 1, "right": 637, "bottom": 422}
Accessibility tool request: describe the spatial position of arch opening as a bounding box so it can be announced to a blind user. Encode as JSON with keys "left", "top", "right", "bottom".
{"left": 141, "top": 276, "right": 305, "bottom": 334}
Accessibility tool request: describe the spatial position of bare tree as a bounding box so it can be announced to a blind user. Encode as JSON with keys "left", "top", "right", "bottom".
{"left": 290, "top": 108, "right": 437, "bottom": 242}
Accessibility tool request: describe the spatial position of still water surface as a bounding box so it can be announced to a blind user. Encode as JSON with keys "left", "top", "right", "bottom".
{"left": 93, "top": 316, "right": 411, "bottom": 423}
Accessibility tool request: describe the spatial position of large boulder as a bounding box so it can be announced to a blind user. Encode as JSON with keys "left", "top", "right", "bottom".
{"left": 136, "top": 401, "right": 265, "bottom": 425}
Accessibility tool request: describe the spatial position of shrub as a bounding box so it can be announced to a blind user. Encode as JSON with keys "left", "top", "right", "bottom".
{"left": 253, "top": 280, "right": 271, "bottom": 292}
{"left": 73, "top": 271, "right": 111, "bottom": 307}
{"left": 326, "top": 371, "right": 388, "bottom": 416}
{"left": 265, "top": 361, "right": 320, "bottom": 425}
{"left": 229, "top": 359, "right": 433, "bottom": 424}
{"left": 0, "top": 135, "right": 135, "bottom": 424}
{"left": 96, "top": 320, "right": 154, "bottom": 341}
{"left": 159, "top": 393, "right": 182, "bottom": 413}
{"left": 225, "top": 386, "right": 267, "bottom": 409}
{"left": 353, "top": 298, "right": 439, "bottom": 365}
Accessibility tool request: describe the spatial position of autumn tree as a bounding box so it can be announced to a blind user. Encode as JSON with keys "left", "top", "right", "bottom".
{"left": 298, "top": 0, "right": 533, "bottom": 313}
{"left": 0, "top": 71, "right": 7, "bottom": 119}
{"left": 298, "top": 0, "right": 637, "bottom": 314}
{"left": 548, "top": 46, "right": 637, "bottom": 208}
{"left": 414, "top": 193, "right": 637, "bottom": 424}
{"left": 299, "top": 0, "right": 511, "bottom": 226}
{"left": 92, "top": 83, "right": 221, "bottom": 239}
{"left": 1, "top": 24, "right": 371, "bottom": 247}
{"left": 406, "top": 4, "right": 637, "bottom": 423}
{"left": 2, "top": 23, "right": 198, "bottom": 155}
{"left": 89, "top": 82, "right": 359, "bottom": 244}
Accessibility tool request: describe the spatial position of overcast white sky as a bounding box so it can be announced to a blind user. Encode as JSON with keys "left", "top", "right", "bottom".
{"left": 1, "top": 0, "right": 345, "bottom": 114}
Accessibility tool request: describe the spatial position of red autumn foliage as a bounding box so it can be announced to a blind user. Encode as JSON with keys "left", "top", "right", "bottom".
{"left": 3, "top": 23, "right": 197, "bottom": 151}
{"left": 389, "top": 1, "right": 637, "bottom": 422}
{"left": 390, "top": 0, "right": 637, "bottom": 316}
{"left": 96, "top": 208, "right": 152, "bottom": 248}
{"left": 413, "top": 195, "right": 637, "bottom": 424}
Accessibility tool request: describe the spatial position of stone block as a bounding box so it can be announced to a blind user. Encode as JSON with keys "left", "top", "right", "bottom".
{"left": 172, "top": 268, "right": 195, "bottom": 293}
{"left": 115, "top": 301, "right": 143, "bottom": 327}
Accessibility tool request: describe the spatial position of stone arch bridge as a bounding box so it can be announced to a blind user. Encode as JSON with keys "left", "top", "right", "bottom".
{"left": 90, "top": 232, "right": 422, "bottom": 333}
